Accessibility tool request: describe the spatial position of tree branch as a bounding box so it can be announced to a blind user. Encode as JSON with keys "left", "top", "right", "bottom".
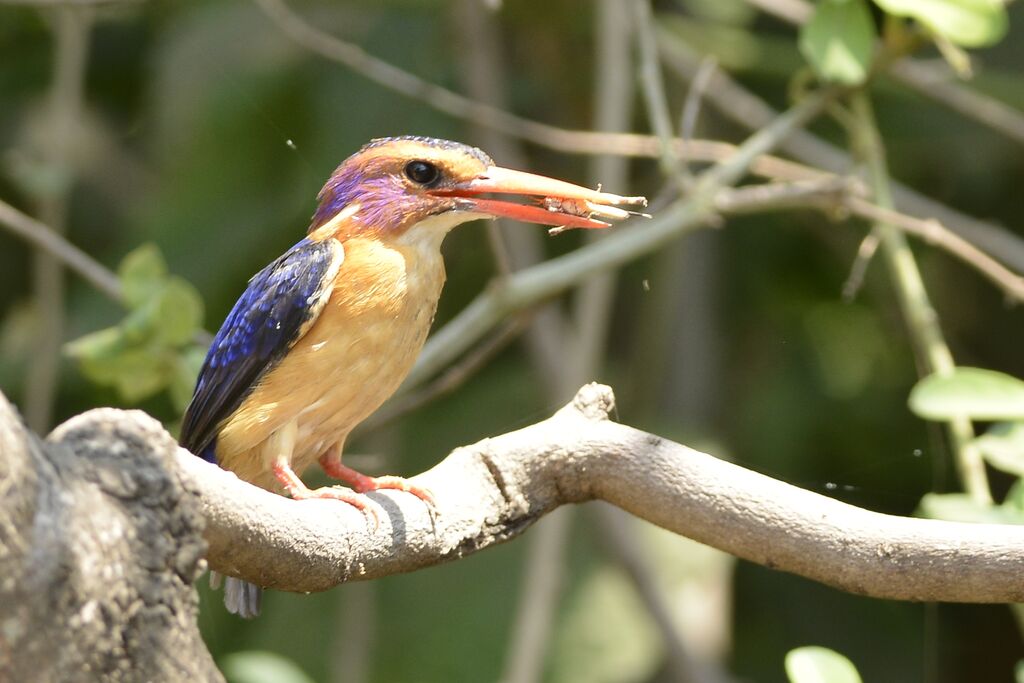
{"left": 7, "top": 380, "right": 1024, "bottom": 682}
{"left": 122, "top": 383, "right": 1024, "bottom": 603}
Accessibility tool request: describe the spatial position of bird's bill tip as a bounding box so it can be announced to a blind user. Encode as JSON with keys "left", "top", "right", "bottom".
{"left": 433, "top": 166, "right": 647, "bottom": 231}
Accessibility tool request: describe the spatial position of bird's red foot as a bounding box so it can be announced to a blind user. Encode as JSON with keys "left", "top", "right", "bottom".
{"left": 318, "top": 457, "right": 436, "bottom": 509}
{"left": 272, "top": 461, "right": 381, "bottom": 529}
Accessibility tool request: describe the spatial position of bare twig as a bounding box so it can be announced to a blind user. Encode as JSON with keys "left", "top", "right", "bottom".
{"left": 0, "top": 198, "right": 122, "bottom": 303}
{"left": 570, "top": 0, "right": 636, "bottom": 384}
{"left": 633, "top": 0, "right": 686, "bottom": 189}
{"left": 845, "top": 197, "right": 1024, "bottom": 303}
{"left": 842, "top": 232, "right": 882, "bottom": 302}
{"left": 655, "top": 26, "right": 1024, "bottom": 274}
{"left": 888, "top": 60, "right": 1024, "bottom": 147}
{"left": 742, "top": 0, "right": 1024, "bottom": 148}
{"left": 715, "top": 179, "right": 1024, "bottom": 304}
{"left": 851, "top": 91, "right": 991, "bottom": 503}
{"left": 252, "top": 0, "right": 821, "bottom": 184}
{"left": 408, "top": 92, "right": 833, "bottom": 389}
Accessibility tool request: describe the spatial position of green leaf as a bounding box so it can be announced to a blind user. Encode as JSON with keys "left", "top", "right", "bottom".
{"left": 918, "top": 492, "right": 1024, "bottom": 524}
{"left": 65, "top": 326, "right": 126, "bottom": 361}
{"left": 909, "top": 368, "right": 1024, "bottom": 421}
{"left": 119, "top": 243, "right": 168, "bottom": 308}
{"left": 169, "top": 345, "right": 206, "bottom": 412}
{"left": 1003, "top": 481, "right": 1024, "bottom": 515}
{"left": 786, "top": 646, "right": 863, "bottom": 683}
{"left": 154, "top": 278, "right": 204, "bottom": 346}
{"left": 872, "top": 0, "right": 1007, "bottom": 47}
{"left": 83, "top": 347, "right": 172, "bottom": 403}
{"left": 975, "top": 422, "right": 1024, "bottom": 476}
{"left": 221, "top": 651, "right": 316, "bottom": 683}
{"left": 799, "top": 0, "right": 877, "bottom": 85}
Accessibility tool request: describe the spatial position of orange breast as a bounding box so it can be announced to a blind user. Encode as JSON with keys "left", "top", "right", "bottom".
{"left": 215, "top": 235, "right": 446, "bottom": 489}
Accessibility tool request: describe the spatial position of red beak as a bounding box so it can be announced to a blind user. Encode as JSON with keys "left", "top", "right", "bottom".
{"left": 433, "top": 166, "right": 648, "bottom": 230}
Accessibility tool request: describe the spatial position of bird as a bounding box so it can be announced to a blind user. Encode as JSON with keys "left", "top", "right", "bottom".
{"left": 179, "top": 136, "right": 646, "bottom": 618}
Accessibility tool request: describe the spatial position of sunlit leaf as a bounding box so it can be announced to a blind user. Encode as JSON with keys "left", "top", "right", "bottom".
{"left": 908, "top": 368, "right": 1024, "bottom": 421}
{"left": 154, "top": 278, "right": 204, "bottom": 346}
{"left": 785, "top": 646, "right": 863, "bottom": 683}
{"left": 872, "top": 0, "right": 1007, "bottom": 47}
{"left": 220, "top": 651, "right": 316, "bottom": 683}
{"left": 119, "top": 243, "right": 168, "bottom": 308}
{"left": 799, "top": 0, "right": 876, "bottom": 85}
{"left": 975, "top": 422, "right": 1024, "bottom": 476}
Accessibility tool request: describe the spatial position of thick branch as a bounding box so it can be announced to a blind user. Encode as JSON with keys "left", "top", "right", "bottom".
{"left": 161, "top": 384, "right": 1024, "bottom": 603}
{"left": 0, "top": 392, "right": 218, "bottom": 681}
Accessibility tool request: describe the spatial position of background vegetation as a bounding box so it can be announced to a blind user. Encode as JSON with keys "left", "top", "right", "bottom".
{"left": 2, "top": 0, "right": 1023, "bottom": 681}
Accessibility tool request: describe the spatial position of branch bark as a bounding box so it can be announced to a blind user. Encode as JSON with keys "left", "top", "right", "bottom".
{"left": 5, "top": 383, "right": 1024, "bottom": 680}
{"left": 0, "top": 392, "right": 218, "bottom": 681}
{"left": 184, "top": 384, "right": 1024, "bottom": 603}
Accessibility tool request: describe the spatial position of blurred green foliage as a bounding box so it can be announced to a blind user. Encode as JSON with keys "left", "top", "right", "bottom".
{"left": 2, "top": 0, "right": 1024, "bottom": 681}
{"left": 66, "top": 243, "right": 206, "bottom": 410}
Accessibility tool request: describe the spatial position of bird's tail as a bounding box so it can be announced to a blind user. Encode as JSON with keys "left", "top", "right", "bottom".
{"left": 210, "top": 571, "right": 263, "bottom": 619}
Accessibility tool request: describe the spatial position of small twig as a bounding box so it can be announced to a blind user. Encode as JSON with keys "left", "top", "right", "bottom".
{"left": 633, "top": 0, "right": 687, "bottom": 189}
{"left": 0, "top": 198, "right": 122, "bottom": 303}
{"left": 570, "top": 0, "right": 635, "bottom": 396}
{"left": 408, "top": 93, "right": 833, "bottom": 388}
{"left": 712, "top": 176, "right": 858, "bottom": 214}
{"left": 845, "top": 197, "right": 1024, "bottom": 304}
{"left": 717, "top": 179, "right": 1024, "bottom": 304}
{"left": 655, "top": 22, "right": 1024, "bottom": 274}
{"left": 842, "top": 233, "right": 882, "bottom": 302}
{"left": 850, "top": 91, "right": 991, "bottom": 504}
{"left": 678, "top": 56, "right": 718, "bottom": 184}
{"left": 743, "top": 0, "right": 1024, "bottom": 149}
{"left": 252, "top": 0, "right": 821, "bottom": 185}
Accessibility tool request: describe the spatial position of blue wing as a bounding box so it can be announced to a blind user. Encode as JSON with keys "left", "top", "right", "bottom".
{"left": 179, "top": 237, "right": 343, "bottom": 462}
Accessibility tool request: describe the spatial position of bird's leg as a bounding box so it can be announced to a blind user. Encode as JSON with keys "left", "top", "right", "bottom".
{"left": 271, "top": 459, "right": 381, "bottom": 529}
{"left": 318, "top": 451, "right": 436, "bottom": 508}
{"left": 267, "top": 423, "right": 381, "bottom": 528}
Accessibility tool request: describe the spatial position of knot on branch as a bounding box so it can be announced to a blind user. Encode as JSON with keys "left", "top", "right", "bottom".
{"left": 564, "top": 382, "right": 616, "bottom": 421}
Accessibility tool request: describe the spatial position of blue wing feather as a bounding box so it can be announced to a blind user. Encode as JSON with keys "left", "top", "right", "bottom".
{"left": 179, "top": 237, "right": 342, "bottom": 462}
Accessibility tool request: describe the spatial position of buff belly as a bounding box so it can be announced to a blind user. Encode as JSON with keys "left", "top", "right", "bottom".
{"left": 214, "top": 235, "right": 445, "bottom": 491}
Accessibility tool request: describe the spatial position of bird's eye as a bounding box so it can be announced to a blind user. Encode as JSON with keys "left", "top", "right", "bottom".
{"left": 404, "top": 160, "right": 441, "bottom": 186}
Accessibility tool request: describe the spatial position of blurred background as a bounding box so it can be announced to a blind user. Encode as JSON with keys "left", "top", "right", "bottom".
{"left": 2, "top": 0, "right": 1023, "bottom": 681}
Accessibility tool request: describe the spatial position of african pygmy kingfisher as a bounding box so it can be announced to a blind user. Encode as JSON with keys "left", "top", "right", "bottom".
{"left": 179, "top": 136, "right": 645, "bottom": 617}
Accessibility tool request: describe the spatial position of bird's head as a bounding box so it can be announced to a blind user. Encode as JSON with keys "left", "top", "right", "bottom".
{"left": 309, "top": 136, "right": 646, "bottom": 241}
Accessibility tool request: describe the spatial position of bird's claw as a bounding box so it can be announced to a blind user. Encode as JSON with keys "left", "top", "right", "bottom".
{"left": 292, "top": 485, "right": 382, "bottom": 530}
{"left": 318, "top": 458, "right": 437, "bottom": 529}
